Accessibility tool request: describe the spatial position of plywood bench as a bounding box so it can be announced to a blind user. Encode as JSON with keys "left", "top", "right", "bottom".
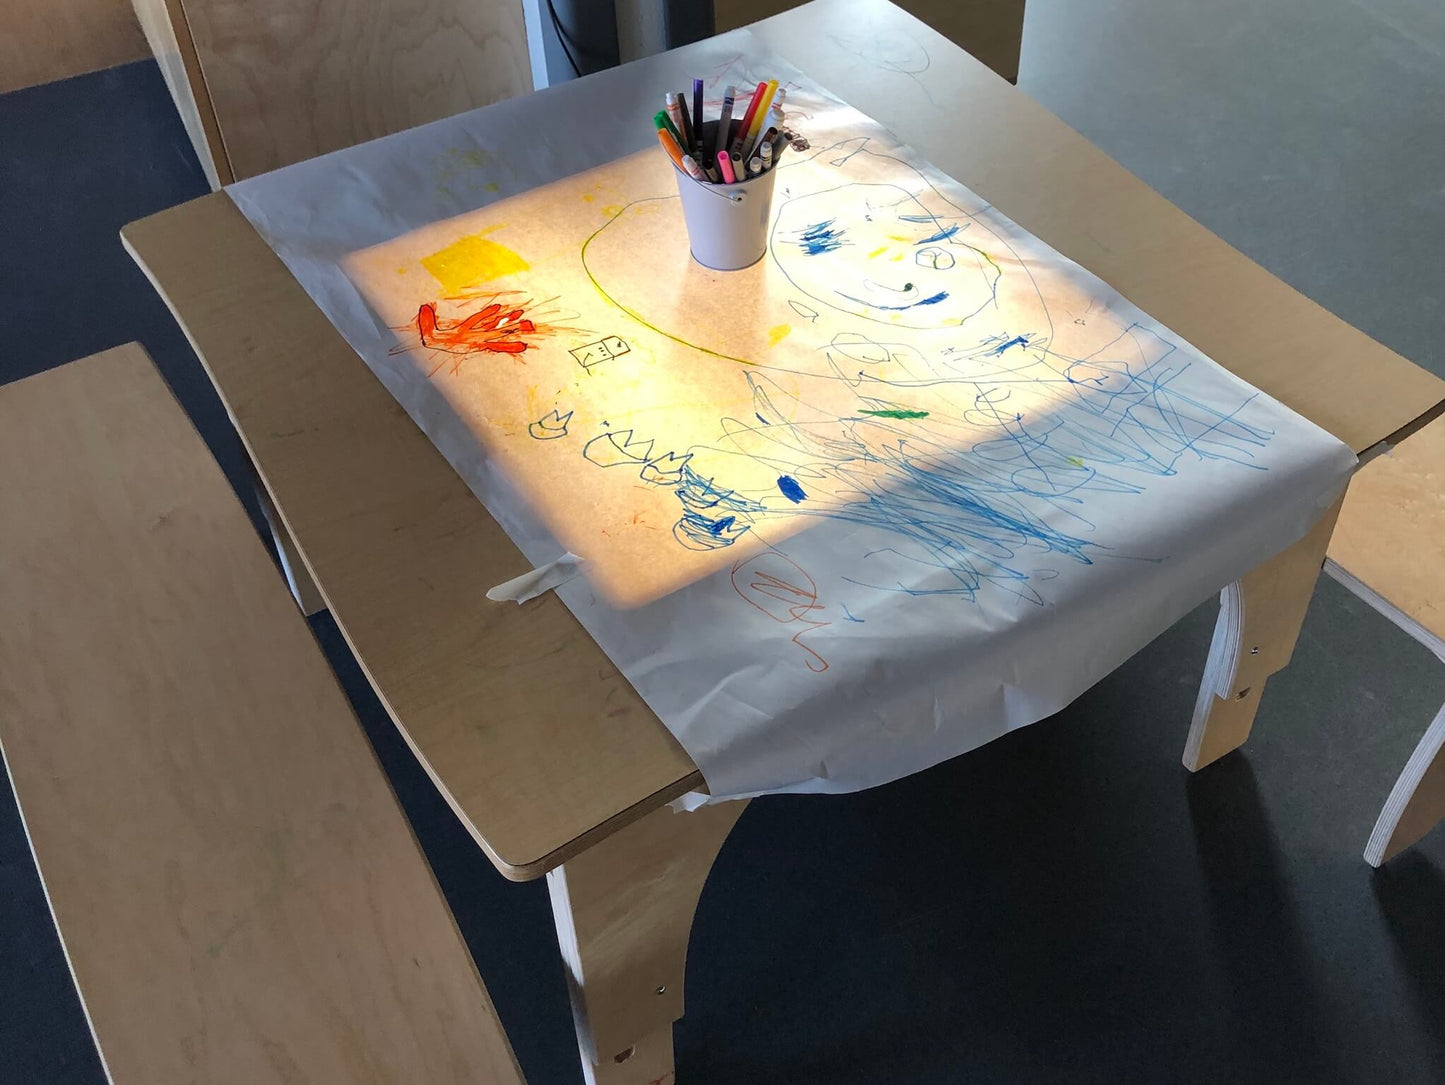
{"left": 0, "top": 344, "right": 525, "bottom": 1084}
{"left": 1325, "top": 414, "right": 1445, "bottom": 866}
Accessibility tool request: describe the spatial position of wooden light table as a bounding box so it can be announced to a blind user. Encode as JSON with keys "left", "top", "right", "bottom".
{"left": 122, "top": 1, "right": 1445, "bottom": 1080}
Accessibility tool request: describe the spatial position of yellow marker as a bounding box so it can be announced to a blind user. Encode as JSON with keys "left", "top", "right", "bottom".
{"left": 768, "top": 324, "right": 791, "bottom": 347}
{"left": 867, "top": 246, "right": 887, "bottom": 259}
{"left": 743, "top": 79, "right": 778, "bottom": 154}
{"left": 421, "top": 233, "right": 528, "bottom": 295}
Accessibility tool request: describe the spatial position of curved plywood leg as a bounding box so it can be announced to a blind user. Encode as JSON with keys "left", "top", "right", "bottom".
{"left": 1183, "top": 495, "right": 1345, "bottom": 772}
{"left": 547, "top": 799, "right": 746, "bottom": 1085}
{"left": 254, "top": 478, "right": 326, "bottom": 616}
{"left": 1365, "top": 702, "right": 1445, "bottom": 867}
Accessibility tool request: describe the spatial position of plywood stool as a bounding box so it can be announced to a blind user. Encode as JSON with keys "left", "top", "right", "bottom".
{"left": 0, "top": 344, "right": 526, "bottom": 1084}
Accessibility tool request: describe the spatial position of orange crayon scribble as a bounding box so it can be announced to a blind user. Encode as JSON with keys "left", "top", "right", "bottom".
{"left": 731, "top": 550, "right": 830, "bottom": 672}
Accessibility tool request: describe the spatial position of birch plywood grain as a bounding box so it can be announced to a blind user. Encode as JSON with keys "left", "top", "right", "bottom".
{"left": 177, "top": 0, "right": 533, "bottom": 179}
{"left": 1329, "top": 415, "right": 1445, "bottom": 644}
{"left": 123, "top": 199, "right": 703, "bottom": 880}
{"left": 132, "top": 0, "right": 232, "bottom": 186}
{"left": 0, "top": 344, "right": 524, "bottom": 1084}
{"left": 0, "top": 0, "right": 148, "bottom": 93}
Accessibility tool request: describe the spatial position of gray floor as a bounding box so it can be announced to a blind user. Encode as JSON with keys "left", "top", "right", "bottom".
{"left": 1020, "top": 0, "right": 1445, "bottom": 380}
{"left": 3, "top": 3, "right": 1444, "bottom": 1083}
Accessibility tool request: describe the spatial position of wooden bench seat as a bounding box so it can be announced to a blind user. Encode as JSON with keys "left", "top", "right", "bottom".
{"left": 0, "top": 344, "right": 525, "bottom": 1083}
{"left": 1326, "top": 414, "right": 1445, "bottom": 865}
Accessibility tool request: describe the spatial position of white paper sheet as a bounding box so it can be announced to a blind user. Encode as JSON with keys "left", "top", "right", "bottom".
{"left": 228, "top": 30, "right": 1355, "bottom": 801}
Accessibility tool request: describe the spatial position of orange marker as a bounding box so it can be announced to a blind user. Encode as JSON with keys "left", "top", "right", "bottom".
{"left": 730, "top": 81, "right": 769, "bottom": 157}
{"left": 657, "top": 127, "right": 686, "bottom": 171}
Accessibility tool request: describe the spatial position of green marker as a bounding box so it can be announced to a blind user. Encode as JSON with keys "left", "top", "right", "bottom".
{"left": 653, "top": 110, "right": 684, "bottom": 151}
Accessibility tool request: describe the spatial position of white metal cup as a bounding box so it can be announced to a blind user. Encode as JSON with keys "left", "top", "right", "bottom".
{"left": 672, "top": 120, "right": 779, "bottom": 271}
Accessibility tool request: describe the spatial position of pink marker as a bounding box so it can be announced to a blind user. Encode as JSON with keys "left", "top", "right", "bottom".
{"left": 716, "top": 149, "right": 736, "bottom": 184}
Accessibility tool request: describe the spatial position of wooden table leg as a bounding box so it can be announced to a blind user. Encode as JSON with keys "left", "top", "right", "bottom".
{"left": 253, "top": 477, "right": 326, "bottom": 616}
{"left": 546, "top": 799, "right": 746, "bottom": 1085}
{"left": 1365, "top": 701, "right": 1445, "bottom": 866}
{"left": 1183, "top": 495, "right": 1346, "bottom": 772}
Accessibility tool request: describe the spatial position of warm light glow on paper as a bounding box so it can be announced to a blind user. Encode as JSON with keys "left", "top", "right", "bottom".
{"left": 344, "top": 138, "right": 1237, "bottom": 609}
{"left": 234, "top": 40, "right": 1353, "bottom": 799}
{"left": 420, "top": 229, "right": 530, "bottom": 296}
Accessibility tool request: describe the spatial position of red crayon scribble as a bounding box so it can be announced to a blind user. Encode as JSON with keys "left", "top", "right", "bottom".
{"left": 731, "top": 550, "right": 830, "bottom": 672}
{"left": 418, "top": 300, "right": 533, "bottom": 354}
{"left": 394, "top": 290, "right": 584, "bottom": 376}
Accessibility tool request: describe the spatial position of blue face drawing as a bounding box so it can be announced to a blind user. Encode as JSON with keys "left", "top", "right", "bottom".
{"left": 770, "top": 182, "right": 1002, "bottom": 330}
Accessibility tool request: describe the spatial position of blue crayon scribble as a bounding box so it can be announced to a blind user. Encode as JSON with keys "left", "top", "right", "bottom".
{"left": 676, "top": 513, "right": 747, "bottom": 550}
{"left": 840, "top": 603, "right": 865, "bottom": 623}
{"left": 706, "top": 320, "right": 1271, "bottom": 605}
{"left": 915, "top": 223, "right": 961, "bottom": 244}
{"left": 796, "top": 219, "right": 848, "bottom": 255}
{"left": 583, "top": 427, "right": 653, "bottom": 467}
{"left": 915, "top": 246, "right": 955, "bottom": 270}
{"left": 640, "top": 450, "right": 692, "bottom": 485}
{"left": 528, "top": 408, "right": 573, "bottom": 440}
{"left": 672, "top": 464, "right": 768, "bottom": 551}
{"left": 583, "top": 427, "right": 767, "bottom": 551}
{"left": 777, "top": 475, "right": 808, "bottom": 503}
{"left": 837, "top": 289, "right": 950, "bottom": 311}
{"left": 989, "top": 334, "right": 1031, "bottom": 356}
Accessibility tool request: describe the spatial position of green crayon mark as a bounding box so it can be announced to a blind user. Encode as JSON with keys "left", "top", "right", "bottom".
{"left": 859, "top": 408, "right": 930, "bottom": 420}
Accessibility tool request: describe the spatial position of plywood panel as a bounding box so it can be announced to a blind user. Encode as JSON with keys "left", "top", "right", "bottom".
{"left": 178, "top": 0, "right": 534, "bottom": 179}
{"left": 0, "top": 344, "right": 523, "bottom": 1085}
{"left": 1365, "top": 705, "right": 1445, "bottom": 866}
{"left": 1329, "top": 415, "right": 1445, "bottom": 644}
{"left": 131, "top": 0, "right": 231, "bottom": 186}
{"left": 716, "top": 0, "right": 1027, "bottom": 82}
{"left": 0, "top": 0, "right": 148, "bottom": 92}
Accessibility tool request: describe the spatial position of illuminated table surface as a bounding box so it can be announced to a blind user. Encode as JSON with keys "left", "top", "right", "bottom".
{"left": 128, "top": 0, "right": 1441, "bottom": 873}
{"left": 124, "top": 0, "right": 1444, "bottom": 1077}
